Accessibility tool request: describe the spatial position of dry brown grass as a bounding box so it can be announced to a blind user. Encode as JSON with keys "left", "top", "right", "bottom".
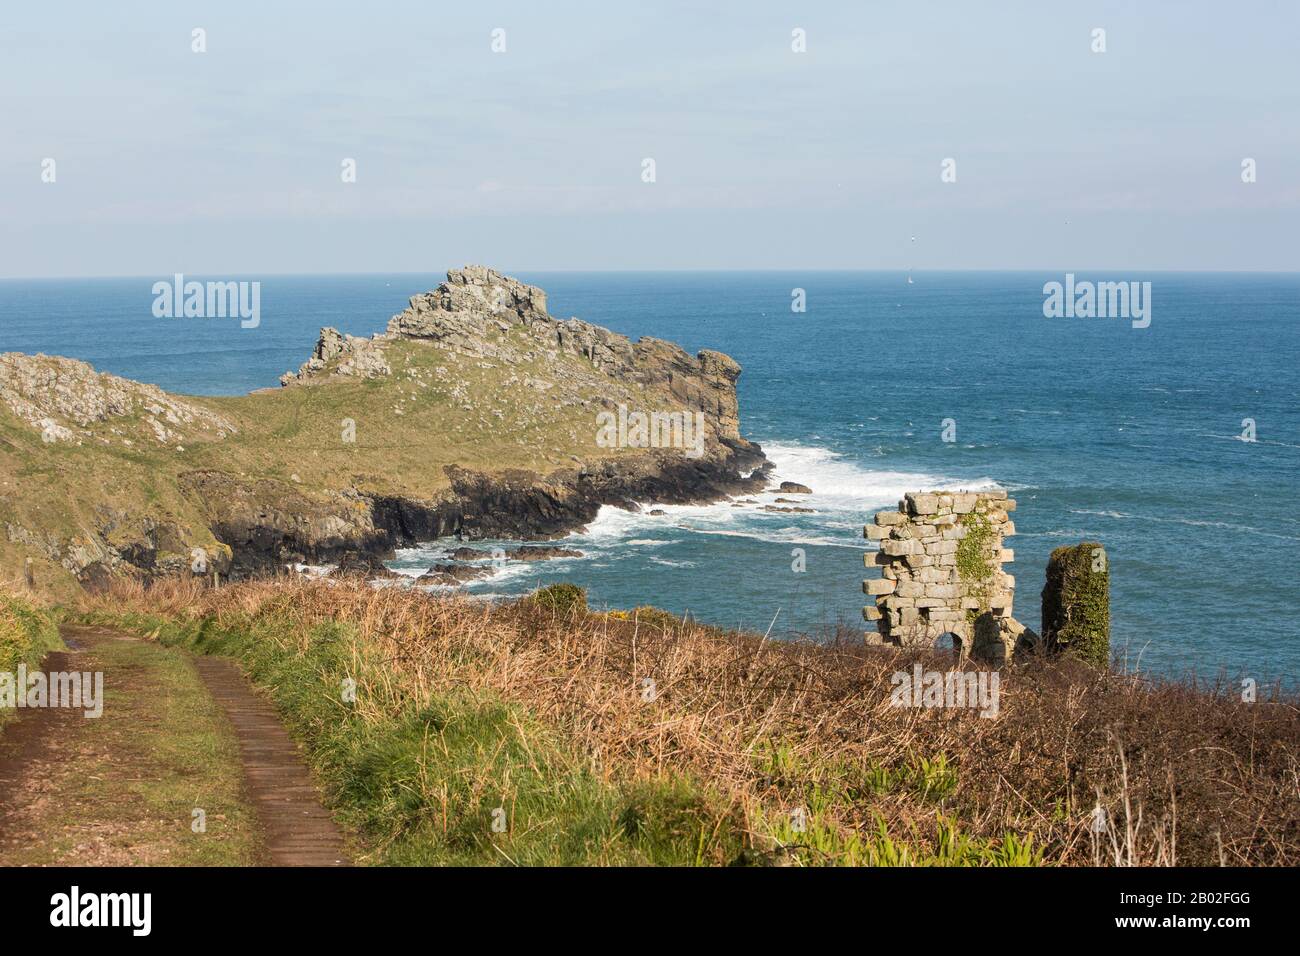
{"left": 81, "top": 576, "right": 1300, "bottom": 866}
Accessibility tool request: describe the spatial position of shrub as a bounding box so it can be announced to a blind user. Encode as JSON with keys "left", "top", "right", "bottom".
{"left": 529, "top": 582, "right": 587, "bottom": 616}
{"left": 0, "top": 589, "right": 62, "bottom": 728}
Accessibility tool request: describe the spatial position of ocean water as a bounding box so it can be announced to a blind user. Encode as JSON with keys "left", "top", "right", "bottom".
{"left": 2, "top": 271, "right": 1297, "bottom": 683}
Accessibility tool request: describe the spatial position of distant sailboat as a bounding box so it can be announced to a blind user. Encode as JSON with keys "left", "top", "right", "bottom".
{"left": 906, "top": 272, "right": 914, "bottom": 285}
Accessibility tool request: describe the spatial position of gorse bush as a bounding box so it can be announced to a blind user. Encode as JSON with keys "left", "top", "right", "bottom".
{"left": 0, "top": 588, "right": 62, "bottom": 730}
{"left": 528, "top": 582, "right": 587, "bottom": 616}
{"left": 0, "top": 589, "right": 60, "bottom": 675}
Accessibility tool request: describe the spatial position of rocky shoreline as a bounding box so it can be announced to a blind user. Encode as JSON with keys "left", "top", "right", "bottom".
{"left": 204, "top": 440, "right": 771, "bottom": 579}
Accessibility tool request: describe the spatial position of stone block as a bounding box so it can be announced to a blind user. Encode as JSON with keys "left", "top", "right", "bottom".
{"left": 905, "top": 493, "right": 940, "bottom": 516}
{"left": 925, "top": 609, "right": 963, "bottom": 624}
{"left": 875, "top": 510, "right": 907, "bottom": 526}
{"left": 882, "top": 539, "right": 918, "bottom": 557}
{"left": 863, "top": 578, "right": 896, "bottom": 596}
{"left": 918, "top": 566, "right": 953, "bottom": 583}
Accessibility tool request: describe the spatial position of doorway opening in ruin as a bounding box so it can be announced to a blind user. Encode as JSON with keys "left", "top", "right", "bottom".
{"left": 934, "top": 632, "right": 963, "bottom": 658}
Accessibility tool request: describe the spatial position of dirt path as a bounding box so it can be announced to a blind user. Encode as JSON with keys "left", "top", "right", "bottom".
{"left": 0, "top": 625, "right": 348, "bottom": 866}
{"left": 193, "top": 656, "right": 348, "bottom": 866}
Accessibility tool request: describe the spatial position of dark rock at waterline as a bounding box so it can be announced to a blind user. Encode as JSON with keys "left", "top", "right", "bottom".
{"left": 416, "top": 563, "right": 494, "bottom": 586}
{"left": 776, "top": 482, "right": 812, "bottom": 494}
{"left": 763, "top": 505, "right": 815, "bottom": 514}
{"left": 648, "top": 509, "right": 667, "bottom": 516}
{"left": 448, "top": 544, "right": 584, "bottom": 562}
{"left": 189, "top": 428, "right": 769, "bottom": 579}
{"left": 450, "top": 546, "right": 492, "bottom": 560}
{"left": 329, "top": 555, "right": 402, "bottom": 579}
{"left": 506, "top": 546, "right": 583, "bottom": 561}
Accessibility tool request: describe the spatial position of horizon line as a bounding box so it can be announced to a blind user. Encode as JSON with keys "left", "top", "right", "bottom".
{"left": 3, "top": 267, "right": 1300, "bottom": 282}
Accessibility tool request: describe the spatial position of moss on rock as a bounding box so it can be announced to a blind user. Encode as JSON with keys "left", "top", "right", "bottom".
{"left": 1041, "top": 542, "right": 1109, "bottom": 667}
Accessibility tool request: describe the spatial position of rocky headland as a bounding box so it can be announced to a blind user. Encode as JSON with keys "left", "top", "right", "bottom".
{"left": 0, "top": 266, "right": 770, "bottom": 595}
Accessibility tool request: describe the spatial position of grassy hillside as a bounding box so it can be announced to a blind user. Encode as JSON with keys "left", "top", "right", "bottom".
{"left": 77, "top": 578, "right": 1299, "bottom": 866}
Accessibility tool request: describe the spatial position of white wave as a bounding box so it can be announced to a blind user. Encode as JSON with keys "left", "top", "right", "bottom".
{"left": 390, "top": 441, "right": 1000, "bottom": 570}
{"left": 549, "top": 441, "right": 1003, "bottom": 550}
{"left": 760, "top": 442, "right": 999, "bottom": 513}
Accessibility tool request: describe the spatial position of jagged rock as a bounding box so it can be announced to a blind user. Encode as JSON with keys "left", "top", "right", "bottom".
{"left": 416, "top": 563, "right": 494, "bottom": 585}
{"left": 329, "top": 554, "right": 402, "bottom": 579}
{"left": 449, "top": 546, "right": 492, "bottom": 560}
{"left": 0, "top": 352, "right": 235, "bottom": 443}
{"left": 506, "top": 546, "right": 583, "bottom": 561}
{"left": 375, "top": 265, "right": 748, "bottom": 444}
{"left": 777, "top": 482, "right": 812, "bottom": 494}
{"left": 280, "top": 327, "right": 391, "bottom": 385}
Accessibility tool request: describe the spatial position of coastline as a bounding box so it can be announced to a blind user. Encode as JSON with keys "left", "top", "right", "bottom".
{"left": 0, "top": 266, "right": 774, "bottom": 594}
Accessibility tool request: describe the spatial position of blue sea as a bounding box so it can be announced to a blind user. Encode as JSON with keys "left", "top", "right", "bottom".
{"left": 2, "top": 272, "right": 1297, "bottom": 683}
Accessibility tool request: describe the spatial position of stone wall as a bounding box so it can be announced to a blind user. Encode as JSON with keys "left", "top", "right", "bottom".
{"left": 863, "top": 491, "right": 1021, "bottom": 660}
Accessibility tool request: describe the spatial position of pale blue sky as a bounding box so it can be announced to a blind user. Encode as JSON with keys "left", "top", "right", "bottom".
{"left": 2, "top": 0, "right": 1297, "bottom": 276}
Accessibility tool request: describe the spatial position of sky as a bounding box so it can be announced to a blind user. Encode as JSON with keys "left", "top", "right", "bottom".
{"left": 1, "top": 0, "right": 1297, "bottom": 277}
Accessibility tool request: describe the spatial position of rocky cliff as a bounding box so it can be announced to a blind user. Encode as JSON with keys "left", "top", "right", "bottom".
{"left": 281, "top": 265, "right": 747, "bottom": 444}
{"left": 0, "top": 266, "right": 769, "bottom": 593}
